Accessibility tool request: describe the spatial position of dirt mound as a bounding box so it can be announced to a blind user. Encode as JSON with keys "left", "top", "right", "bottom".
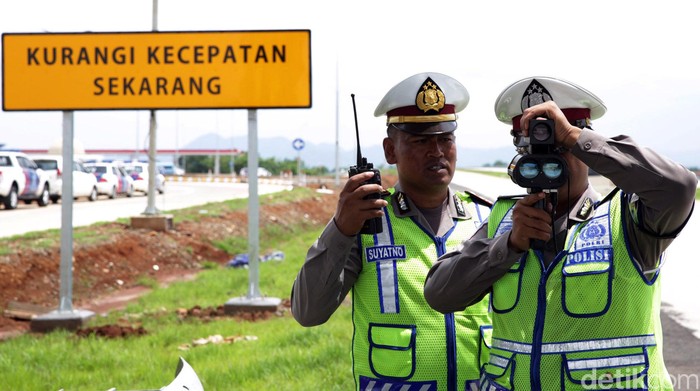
{"left": 0, "top": 189, "right": 340, "bottom": 338}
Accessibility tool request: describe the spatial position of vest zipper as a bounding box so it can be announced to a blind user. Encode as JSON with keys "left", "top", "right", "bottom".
{"left": 530, "top": 251, "right": 564, "bottom": 391}
{"left": 435, "top": 234, "right": 458, "bottom": 391}
{"left": 530, "top": 265, "right": 547, "bottom": 391}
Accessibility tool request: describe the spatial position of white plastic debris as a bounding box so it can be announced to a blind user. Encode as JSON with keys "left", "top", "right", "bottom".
{"left": 160, "top": 357, "right": 204, "bottom": 391}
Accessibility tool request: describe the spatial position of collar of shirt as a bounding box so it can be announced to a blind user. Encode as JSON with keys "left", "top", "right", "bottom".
{"left": 566, "top": 182, "right": 602, "bottom": 224}
{"left": 546, "top": 183, "right": 603, "bottom": 260}
{"left": 554, "top": 183, "right": 602, "bottom": 232}
{"left": 390, "top": 183, "right": 472, "bottom": 220}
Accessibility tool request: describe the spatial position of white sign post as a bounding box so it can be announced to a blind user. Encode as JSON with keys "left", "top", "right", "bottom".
{"left": 30, "top": 111, "right": 96, "bottom": 333}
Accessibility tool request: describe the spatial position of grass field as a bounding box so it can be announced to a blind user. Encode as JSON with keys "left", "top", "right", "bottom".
{"left": 0, "top": 189, "right": 355, "bottom": 390}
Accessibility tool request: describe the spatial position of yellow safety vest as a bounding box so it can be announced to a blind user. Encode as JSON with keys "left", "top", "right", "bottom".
{"left": 353, "top": 189, "right": 492, "bottom": 391}
{"left": 483, "top": 191, "right": 672, "bottom": 390}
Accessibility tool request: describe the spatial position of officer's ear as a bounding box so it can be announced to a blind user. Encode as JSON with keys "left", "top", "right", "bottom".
{"left": 383, "top": 136, "right": 397, "bottom": 164}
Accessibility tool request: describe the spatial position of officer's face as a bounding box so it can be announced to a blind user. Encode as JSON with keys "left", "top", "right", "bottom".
{"left": 384, "top": 130, "right": 457, "bottom": 194}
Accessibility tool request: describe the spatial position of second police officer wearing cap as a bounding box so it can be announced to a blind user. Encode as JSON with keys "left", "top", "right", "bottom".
{"left": 291, "top": 72, "right": 493, "bottom": 390}
{"left": 424, "top": 76, "right": 698, "bottom": 390}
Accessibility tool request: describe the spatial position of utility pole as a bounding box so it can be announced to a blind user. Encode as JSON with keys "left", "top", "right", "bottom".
{"left": 143, "top": 0, "right": 159, "bottom": 215}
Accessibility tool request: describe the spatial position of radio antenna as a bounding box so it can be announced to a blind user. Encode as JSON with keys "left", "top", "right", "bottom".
{"left": 351, "top": 93, "right": 363, "bottom": 167}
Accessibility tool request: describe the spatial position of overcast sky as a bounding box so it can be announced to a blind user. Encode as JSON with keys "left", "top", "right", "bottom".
{"left": 1, "top": 0, "right": 699, "bottom": 166}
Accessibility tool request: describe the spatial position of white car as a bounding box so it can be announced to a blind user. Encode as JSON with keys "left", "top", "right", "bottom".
{"left": 32, "top": 155, "right": 99, "bottom": 202}
{"left": 157, "top": 162, "right": 185, "bottom": 176}
{"left": 84, "top": 161, "right": 134, "bottom": 199}
{"left": 125, "top": 162, "right": 165, "bottom": 195}
{"left": 239, "top": 167, "right": 272, "bottom": 177}
{"left": 0, "top": 151, "right": 51, "bottom": 210}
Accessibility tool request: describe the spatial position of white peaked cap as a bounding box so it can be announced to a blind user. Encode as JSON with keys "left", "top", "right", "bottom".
{"left": 494, "top": 76, "right": 606, "bottom": 129}
{"left": 374, "top": 72, "right": 469, "bottom": 135}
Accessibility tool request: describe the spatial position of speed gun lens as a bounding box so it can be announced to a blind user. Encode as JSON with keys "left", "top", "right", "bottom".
{"left": 542, "top": 161, "right": 564, "bottom": 179}
{"left": 519, "top": 162, "right": 540, "bottom": 179}
{"left": 509, "top": 153, "right": 568, "bottom": 190}
{"left": 518, "top": 161, "right": 564, "bottom": 180}
{"left": 531, "top": 123, "right": 552, "bottom": 142}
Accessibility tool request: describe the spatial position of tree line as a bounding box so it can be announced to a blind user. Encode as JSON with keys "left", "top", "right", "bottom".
{"left": 177, "top": 152, "right": 331, "bottom": 176}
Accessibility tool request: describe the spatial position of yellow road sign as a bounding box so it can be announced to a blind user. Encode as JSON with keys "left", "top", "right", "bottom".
{"left": 2, "top": 30, "right": 311, "bottom": 111}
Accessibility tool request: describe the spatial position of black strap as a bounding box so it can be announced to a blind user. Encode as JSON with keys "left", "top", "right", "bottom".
{"left": 495, "top": 193, "right": 528, "bottom": 202}
{"left": 463, "top": 188, "right": 495, "bottom": 208}
{"left": 596, "top": 186, "right": 620, "bottom": 206}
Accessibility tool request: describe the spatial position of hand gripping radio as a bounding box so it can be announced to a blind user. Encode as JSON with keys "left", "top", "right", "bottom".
{"left": 348, "top": 94, "right": 383, "bottom": 235}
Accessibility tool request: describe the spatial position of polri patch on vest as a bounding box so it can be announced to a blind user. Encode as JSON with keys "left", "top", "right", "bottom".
{"left": 567, "top": 205, "right": 613, "bottom": 266}
{"left": 566, "top": 247, "right": 612, "bottom": 266}
{"left": 365, "top": 245, "right": 407, "bottom": 263}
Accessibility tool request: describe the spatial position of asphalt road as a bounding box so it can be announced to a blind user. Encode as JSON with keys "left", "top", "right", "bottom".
{"left": 0, "top": 179, "right": 292, "bottom": 238}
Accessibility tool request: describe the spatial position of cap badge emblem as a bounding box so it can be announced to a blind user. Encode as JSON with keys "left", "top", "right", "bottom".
{"left": 521, "top": 79, "right": 553, "bottom": 111}
{"left": 416, "top": 77, "right": 445, "bottom": 113}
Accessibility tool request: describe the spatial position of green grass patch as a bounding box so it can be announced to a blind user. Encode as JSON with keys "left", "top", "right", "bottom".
{"left": 0, "top": 190, "right": 355, "bottom": 390}
{"left": 74, "top": 222, "right": 125, "bottom": 246}
{"left": 0, "top": 228, "right": 60, "bottom": 251}
{"left": 171, "top": 187, "right": 316, "bottom": 225}
{"left": 213, "top": 235, "right": 249, "bottom": 255}
{"left": 461, "top": 167, "right": 510, "bottom": 179}
{"left": 135, "top": 275, "right": 160, "bottom": 290}
{"left": 0, "top": 221, "right": 125, "bottom": 251}
{"left": 0, "top": 187, "right": 317, "bottom": 252}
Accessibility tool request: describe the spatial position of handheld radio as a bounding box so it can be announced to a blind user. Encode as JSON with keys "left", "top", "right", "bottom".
{"left": 348, "top": 94, "right": 383, "bottom": 235}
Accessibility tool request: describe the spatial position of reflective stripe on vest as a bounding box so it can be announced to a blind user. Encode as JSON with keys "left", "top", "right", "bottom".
{"left": 359, "top": 375, "right": 437, "bottom": 391}
{"left": 365, "top": 211, "right": 404, "bottom": 314}
{"left": 491, "top": 334, "right": 657, "bottom": 355}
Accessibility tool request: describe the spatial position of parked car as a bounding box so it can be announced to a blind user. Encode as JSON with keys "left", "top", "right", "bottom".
{"left": 239, "top": 167, "right": 272, "bottom": 177}
{"left": 157, "top": 162, "right": 185, "bottom": 176}
{"left": 0, "top": 151, "right": 51, "bottom": 209}
{"left": 84, "top": 161, "right": 134, "bottom": 199}
{"left": 32, "top": 155, "right": 99, "bottom": 202}
{"left": 125, "top": 162, "right": 165, "bottom": 195}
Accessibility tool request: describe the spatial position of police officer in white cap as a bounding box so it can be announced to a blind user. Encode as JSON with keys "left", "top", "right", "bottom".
{"left": 425, "top": 76, "right": 698, "bottom": 390}
{"left": 292, "top": 72, "right": 493, "bottom": 390}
